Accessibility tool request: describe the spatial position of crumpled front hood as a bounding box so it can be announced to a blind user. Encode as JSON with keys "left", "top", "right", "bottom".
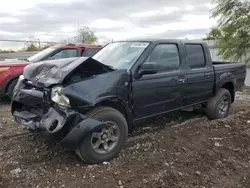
{"left": 23, "top": 57, "right": 112, "bottom": 87}
{"left": 62, "top": 69, "right": 130, "bottom": 106}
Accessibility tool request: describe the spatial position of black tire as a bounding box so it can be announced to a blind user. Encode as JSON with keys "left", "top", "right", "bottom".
{"left": 206, "top": 88, "right": 232, "bottom": 120}
{"left": 7, "top": 79, "right": 18, "bottom": 100}
{"left": 76, "top": 106, "right": 128, "bottom": 164}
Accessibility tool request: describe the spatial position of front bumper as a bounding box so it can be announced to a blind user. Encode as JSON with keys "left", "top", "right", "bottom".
{"left": 11, "top": 76, "right": 106, "bottom": 150}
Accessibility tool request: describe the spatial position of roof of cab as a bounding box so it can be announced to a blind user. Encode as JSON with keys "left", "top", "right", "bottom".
{"left": 113, "top": 38, "right": 207, "bottom": 45}
{"left": 51, "top": 43, "right": 103, "bottom": 49}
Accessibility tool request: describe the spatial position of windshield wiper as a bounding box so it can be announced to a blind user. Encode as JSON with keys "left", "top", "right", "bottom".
{"left": 103, "top": 64, "right": 115, "bottom": 70}
{"left": 107, "top": 65, "right": 115, "bottom": 69}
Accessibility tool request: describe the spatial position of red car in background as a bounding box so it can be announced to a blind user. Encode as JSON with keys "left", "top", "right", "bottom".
{"left": 0, "top": 44, "right": 102, "bottom": 99}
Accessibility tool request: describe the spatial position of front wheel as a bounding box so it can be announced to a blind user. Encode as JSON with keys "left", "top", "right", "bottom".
{"left": 76, "top": 107, "right": 128, "bottom": 164}
{"left": 7, "top": 79, "right": 18, "bottom": 100}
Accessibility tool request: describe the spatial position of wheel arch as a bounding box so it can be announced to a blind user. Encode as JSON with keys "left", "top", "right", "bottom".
{"left": 3, "top": 74, "right": 21, "bottom": 95}
{"left": 221, "top": 82, "right": 235, "bottom": 103}
{"left": 215, "top": 72, "right": 236, "bottom": 103}
{"left": 94, "top": 97, "right": 134, "bottom": 132}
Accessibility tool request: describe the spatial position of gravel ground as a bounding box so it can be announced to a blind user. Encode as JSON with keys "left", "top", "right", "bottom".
{"left": 1, "top": 92, "right": 250, "bottom": 188}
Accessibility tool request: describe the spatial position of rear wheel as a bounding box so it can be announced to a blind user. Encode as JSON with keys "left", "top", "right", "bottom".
{"left": 206, "top": 88, "right": 232, "bottom": 119}
{"left": 76, "top": 107, "right": 128, "bottom": 164}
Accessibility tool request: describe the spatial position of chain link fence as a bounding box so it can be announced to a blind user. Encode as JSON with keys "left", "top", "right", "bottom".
{"left": 0, "top": 39, "right": 60, "bottom": 60}
{"left": 0, "top": 38, "right": 249, "bottom": 87}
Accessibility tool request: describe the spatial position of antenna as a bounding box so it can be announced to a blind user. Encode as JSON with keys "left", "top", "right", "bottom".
{"left": 77, "top": 21, "right": 80, "bottom": 43}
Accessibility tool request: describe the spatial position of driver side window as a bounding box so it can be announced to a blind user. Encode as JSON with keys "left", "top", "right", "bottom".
{"left": 49, "top": 49, "right": 78, "bottom": 60}
{"left": 145, "top": 44, "right": 180, "bottom": 71}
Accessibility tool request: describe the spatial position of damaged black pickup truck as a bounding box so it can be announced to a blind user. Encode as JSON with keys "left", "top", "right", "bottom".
{"left": 11, "top": 39, "right": 246, "bottom": 164}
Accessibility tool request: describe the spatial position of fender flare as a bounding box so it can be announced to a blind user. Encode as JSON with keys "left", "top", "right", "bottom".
{"left": 215, "top": 72, "right": 236, "bottom": 94}
{"left": 94, "top": 96, "right": 133, "bottom": 116}
{"left": 94, "top": 96, "right": 134, "bottom": 130}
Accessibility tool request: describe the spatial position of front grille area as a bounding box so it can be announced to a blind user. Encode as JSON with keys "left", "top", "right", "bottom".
{"left": 23, "top": 79, "right": 44, "bottom": 92}
{"left": 13, "top": 77, "right": 51, "bottom": 113}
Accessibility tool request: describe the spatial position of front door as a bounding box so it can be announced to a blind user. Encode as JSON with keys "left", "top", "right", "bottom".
{"left": 132, "top": 43, "right": 186, "bottom": 119}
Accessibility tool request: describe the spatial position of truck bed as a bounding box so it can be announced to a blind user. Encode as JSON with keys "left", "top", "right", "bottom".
{"left": 213, "top": 61, "right": 246, "bottom": 91}
{"left": 212, "top": 61, "right": 237, "bottom": 65}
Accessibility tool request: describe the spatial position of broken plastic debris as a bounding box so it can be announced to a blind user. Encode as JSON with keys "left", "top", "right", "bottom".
{"left": 214, "top": 142, "right": 223, "bottom": 147}
{"left": 10, "top": 168, "right": 22, "bottom": 175}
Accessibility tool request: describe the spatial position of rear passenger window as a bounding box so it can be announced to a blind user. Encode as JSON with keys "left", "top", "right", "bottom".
{"left": 145, "top": 44, "right": 180, "bottom": 71}
{"left": 186, "top": 44, "right": 206, "bottom": 69}
{"left": 49, "top": 49, "right": 78, "bottom": 60}
{"left": 82, "top": 48, "right": 101, "bottom": 57}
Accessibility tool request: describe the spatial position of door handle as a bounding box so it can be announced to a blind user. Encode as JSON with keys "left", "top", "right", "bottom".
{"left": 177, "top": 76, "right": 186, "bottom": 83}
{"left": 204, "top": 72, "right": 210, "bottom": 76}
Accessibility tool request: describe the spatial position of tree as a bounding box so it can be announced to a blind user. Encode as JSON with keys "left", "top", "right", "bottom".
{"left": 211, "top": 0, "right": 250, "bottom": 62}
{"left": 40, "top": 42, "right": 55, "bottom": 50}
{"left": 22, "top": 38, "right": 56, "bottom": 52}
{"left": 203, "top": 28, "right": 222, "bottom": 40}
{"left": 76, "top": 26, "right": 98, "bottom": 44}
{"left": 24, "top": 41, "right": 38, "bottom": 52}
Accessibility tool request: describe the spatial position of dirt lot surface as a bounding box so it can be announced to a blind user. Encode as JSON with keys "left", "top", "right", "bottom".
{"left": 1, "top": 92, "right": 250, "bottom": 188}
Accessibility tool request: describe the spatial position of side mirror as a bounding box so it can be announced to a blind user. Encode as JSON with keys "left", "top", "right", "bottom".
{"left": 139, "top": 62, "right": 157, "bottom": 76}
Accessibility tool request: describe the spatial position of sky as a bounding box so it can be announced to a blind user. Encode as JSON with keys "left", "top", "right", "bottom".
{"left": 0, "top": 0, "right": 216, "bottom": 49}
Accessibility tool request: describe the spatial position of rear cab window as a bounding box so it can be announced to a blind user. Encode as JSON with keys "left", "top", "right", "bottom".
{"left": 185, "top": 44, "right": 206, "bottom": 69}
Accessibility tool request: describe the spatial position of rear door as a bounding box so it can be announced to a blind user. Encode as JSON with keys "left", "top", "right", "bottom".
{"left": 182, "top": 43, "right": 214, "bottom": 106}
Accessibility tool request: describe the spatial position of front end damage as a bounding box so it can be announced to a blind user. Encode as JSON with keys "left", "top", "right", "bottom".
{"left": 11, "top": 76, "right": 106, "bottom": 150}
{"left": 11, "top": 57, "right": 130, "bottom": 152}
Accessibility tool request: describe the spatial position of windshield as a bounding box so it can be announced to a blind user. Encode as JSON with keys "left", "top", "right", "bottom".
{"left": 92, "top": 42, "right": 149, "bottom": 70}
{"left": 27, "top": 46, "right": 57, "bottom": 62}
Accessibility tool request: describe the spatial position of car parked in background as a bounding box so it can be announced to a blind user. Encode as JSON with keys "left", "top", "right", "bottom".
{"left": 0, "top": 43, "right": 102, "bottom": 99}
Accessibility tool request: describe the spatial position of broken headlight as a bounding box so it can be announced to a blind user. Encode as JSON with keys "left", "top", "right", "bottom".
{"left": 51, "top": 86, "right": 70, "bottom": 107}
